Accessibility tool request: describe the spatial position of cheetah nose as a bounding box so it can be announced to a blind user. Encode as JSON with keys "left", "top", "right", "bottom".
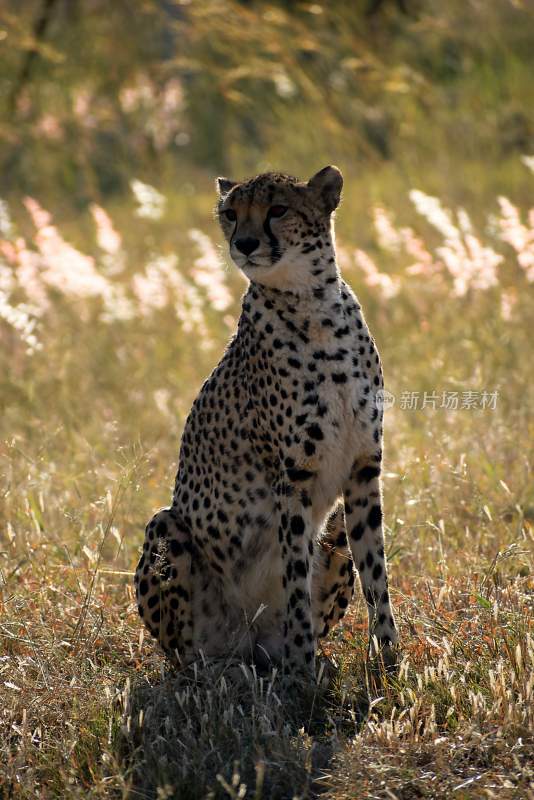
{"left": 234, "top": 237, "right": 260, "bottom": 256}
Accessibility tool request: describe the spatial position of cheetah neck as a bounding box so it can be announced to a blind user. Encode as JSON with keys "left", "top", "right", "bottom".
{"left": 243, "top": 269, "right": 347, "bottom": 343}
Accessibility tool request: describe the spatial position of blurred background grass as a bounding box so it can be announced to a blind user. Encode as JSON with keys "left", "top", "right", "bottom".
{"left": 1, "top": 0, "right": 533, "bottom": 210}
{"left": 0, "top": 1, "right": 533, "bottom": 798}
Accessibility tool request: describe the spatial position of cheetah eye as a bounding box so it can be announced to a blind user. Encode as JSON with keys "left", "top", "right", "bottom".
{"left": 269, "top": 205, "right": 288, "bottom": 218}
{"left": 223, "top": 209, "right": 237, "bottom": 222}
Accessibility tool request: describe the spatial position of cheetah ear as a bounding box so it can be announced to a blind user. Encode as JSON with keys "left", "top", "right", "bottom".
{"left": 216, "top": 177, "right": 237, "bottom": 197}
{"left": 307, "top": 165, "right": 343, "bottom": 213}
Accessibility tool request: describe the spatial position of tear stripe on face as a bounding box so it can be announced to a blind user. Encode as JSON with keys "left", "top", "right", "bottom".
{"left": 263, "top": 214, "right": 282, "bottom": 264}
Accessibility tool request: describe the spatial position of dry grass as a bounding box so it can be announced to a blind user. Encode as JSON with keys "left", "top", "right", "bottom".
{"left": 2, "top": 558, "right": 532, "bottom": 798}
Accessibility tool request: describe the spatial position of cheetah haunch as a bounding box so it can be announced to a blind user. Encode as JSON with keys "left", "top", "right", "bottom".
{"left": 135, "top": 166, "right": 399, "bottom": 680}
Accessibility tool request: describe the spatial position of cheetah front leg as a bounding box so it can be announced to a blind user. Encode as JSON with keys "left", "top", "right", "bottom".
{"left": 343, "top": 457, "right": 399, "bottom": 656}
{"left": 278, "top": 480, "right": 317, "bottom": 680}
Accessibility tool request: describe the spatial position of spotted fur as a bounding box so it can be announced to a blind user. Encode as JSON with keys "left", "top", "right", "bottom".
{"left": 134, "top": 166, "right": 399, "bottom": 679}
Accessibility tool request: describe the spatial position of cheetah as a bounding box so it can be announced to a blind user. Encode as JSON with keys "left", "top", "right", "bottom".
{"left": 134, "top": 166, "right": 399, "bottom": 680}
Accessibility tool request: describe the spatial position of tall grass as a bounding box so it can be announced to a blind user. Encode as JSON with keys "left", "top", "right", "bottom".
{"left": 0, "top": 157, "right": 533, "bottom": 796}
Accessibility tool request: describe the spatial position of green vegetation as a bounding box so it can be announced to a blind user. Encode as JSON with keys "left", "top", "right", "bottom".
{"left": 0, "top": 1, "right": 533, "bottom": 797}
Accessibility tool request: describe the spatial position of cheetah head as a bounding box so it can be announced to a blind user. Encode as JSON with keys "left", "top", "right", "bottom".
{"left": 216, "top": 166, "right": 343, "bottom": 290}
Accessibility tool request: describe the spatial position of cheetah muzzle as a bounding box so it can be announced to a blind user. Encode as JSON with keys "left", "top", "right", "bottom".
{"left": 134, "top": 165, "right": 399, "bottom": 683}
